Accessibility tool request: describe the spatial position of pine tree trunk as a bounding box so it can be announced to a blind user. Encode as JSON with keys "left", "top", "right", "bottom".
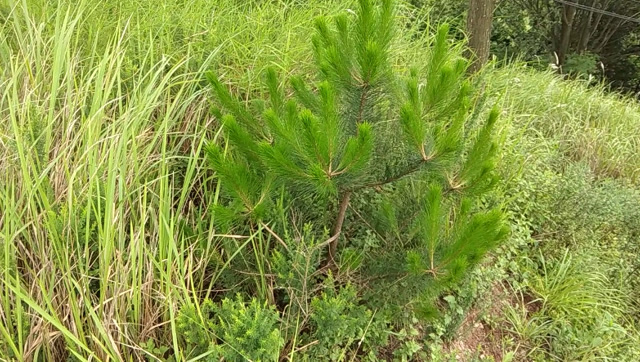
{"left": 466, "top": 0, "right": 496, "bottom": 74}
{"left": 327, "top": 191, "right": 352, "bottom": 266}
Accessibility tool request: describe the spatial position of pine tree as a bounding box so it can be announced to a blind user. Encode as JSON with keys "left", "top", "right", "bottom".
{"left": 205, "top": 0, "right": 508, "bottom": 317}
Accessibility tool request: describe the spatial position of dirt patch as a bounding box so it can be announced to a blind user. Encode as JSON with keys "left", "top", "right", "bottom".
{"left": 522, "top": 291, "right": 543, "bottom": 315}
{"left": 445, "top": 308, "right": 504, "bottom": 361}
{"left": 444, "top": 283, "right": 518, "bottom": 361}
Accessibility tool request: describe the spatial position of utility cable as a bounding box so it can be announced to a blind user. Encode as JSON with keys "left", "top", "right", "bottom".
{"left": 552, "top": 0, "right": 640, "bottom": 24}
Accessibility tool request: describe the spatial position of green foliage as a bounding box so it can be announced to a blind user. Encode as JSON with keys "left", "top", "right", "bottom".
{"left": 533, "top": 165, "right": 640, "bottom": 315}
{"left": 177, "top": 296, "right": 283, "bottom": 361}
{"left": 502, "top": 152, "right": 640, "bottom": 305}
{"left": 7, "top": 0, "right": 640, "bottom": 360}
{"left": 206, "top": 0, "right": 507, "bottom": 326}
{"left": 563, "top": 52, "right": 600, "bottom": 79}
{"left": 491, "top": 0, "right": 557, "bottom": 62}
{"left": 607, "top": 30, "right": 640, "bottom": 91}
{"left": 270, "top": 224, "right": 325, "bottom": 318}
{"left": 305, "top": 280, "right": 383, "bottom": 361}
{"left": 495, "top": 123, "right": 640, "bottom": 360}
{"left": 140, "top": 340, "right": 171, "bottom": 362}
{"left": 412, "top": 0, "right": 640, "bottom": 91}
{"left": 206, "top": 0, "right": 398, "bottom": 211}
{"left": 410, "top": 0, "right": 555, "bottom": 64}
{"left": 504, "top": 253, "right": 638, "bottom": 361}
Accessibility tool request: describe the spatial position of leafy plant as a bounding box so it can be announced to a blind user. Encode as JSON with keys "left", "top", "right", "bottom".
{"left": 563, "top": 52, "right": 600, "bottom": 79}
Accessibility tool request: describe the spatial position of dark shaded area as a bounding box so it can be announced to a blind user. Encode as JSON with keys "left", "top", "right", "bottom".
{"left": 414, "top": 0, "right": 640, "bottom": 94}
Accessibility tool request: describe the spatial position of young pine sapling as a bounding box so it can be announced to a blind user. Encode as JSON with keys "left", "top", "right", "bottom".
{"left": 205, "top": 0, "right": 508, "bottom": 316}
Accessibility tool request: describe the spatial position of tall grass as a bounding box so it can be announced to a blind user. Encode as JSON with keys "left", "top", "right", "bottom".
{"left": 0, "top": 7, "right": 214, "bottom": 362}
{"left": 0, "top": 0, "right": 360, "bottom": 359}
{"left": 490, "top": 65, "right": 640, "bottom": 183}
{"left": 504, "top": 252, "right": 637, "bottom": 360}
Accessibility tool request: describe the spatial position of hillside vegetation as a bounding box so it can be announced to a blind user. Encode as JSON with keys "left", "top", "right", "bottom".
{"left": 1, "top": 0, "right": 639, "bottom": 361}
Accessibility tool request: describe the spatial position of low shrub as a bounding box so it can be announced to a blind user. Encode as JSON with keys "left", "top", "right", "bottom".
{"left": 177, "top": 295, "right": 283, "bottom": 361}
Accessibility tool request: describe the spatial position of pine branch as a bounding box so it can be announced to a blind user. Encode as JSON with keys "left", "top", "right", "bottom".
{"left": 357, "top": 82, "right": 369, "bottom": 124}
{"left": 350, "top": 158, "right": 429, "bottom": 192}
{"left": 326, "top": 190, "right": 352, "bottom": 266}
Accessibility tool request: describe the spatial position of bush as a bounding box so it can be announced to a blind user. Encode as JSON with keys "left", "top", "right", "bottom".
{"left": 496, "top": 137, "right": 640, "bottom": 359}
{"left": 305, "top": 280, "right": 385, "bottom": 360}
{"left": 563, "top": 52, "right": 600, "bottom": 79}
{"left": 177, "top": 295, "right": 283, "bottom": 361}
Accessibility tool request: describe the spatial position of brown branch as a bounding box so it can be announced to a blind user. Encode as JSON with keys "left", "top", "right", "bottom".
{"left": 596, "top": 20, "right": 623, "bottom": 52}
{"left": 357, "top": 85, "right": 369, "bottom": 124}
{"left": 325, "top": 191, "right": 352, "bottom": 267}
{"left": 350, "top": 158, "right": 428, "bottom": 192}
{"left": 320, "top": 158, "right": 436, "bottom": 268}
{"left": 260, "top": 222, "right": 289, "bottom": 252}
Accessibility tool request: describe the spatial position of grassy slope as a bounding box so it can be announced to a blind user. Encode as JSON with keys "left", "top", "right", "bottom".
{"left": 492, "top": 66, "right": 640, "bottom": 183}
{"left": 1, "top": 0, "right": 639, "bottom": 360}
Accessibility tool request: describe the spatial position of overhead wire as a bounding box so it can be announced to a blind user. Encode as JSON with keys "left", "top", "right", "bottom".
{"left": 552, "top": 0, "right": 640, "bottom": 24}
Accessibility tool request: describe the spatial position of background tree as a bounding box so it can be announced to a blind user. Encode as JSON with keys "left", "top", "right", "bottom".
{"left": 501, "top": 0, "right": 640, "bottom": 87}
{"left": 466, "top": 0, "right": 497, "bottom": 72}
{"left": 416, "top": 0, "right": 640, "bottom": 91}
